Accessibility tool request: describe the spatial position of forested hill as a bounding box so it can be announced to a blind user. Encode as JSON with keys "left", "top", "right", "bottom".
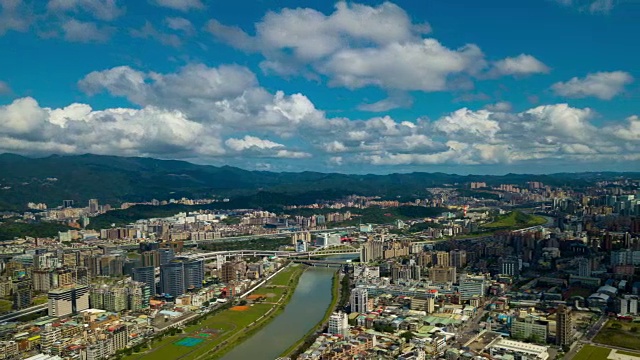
{"left": 0, "top": 153, "right": 637, "bottom": 211}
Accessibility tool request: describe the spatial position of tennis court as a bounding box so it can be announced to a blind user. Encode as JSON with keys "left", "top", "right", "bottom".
{"left": 175, "top": 337, "right": 204, "bottom": 347}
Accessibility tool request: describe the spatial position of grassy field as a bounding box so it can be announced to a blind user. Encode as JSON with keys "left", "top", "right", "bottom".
{"left": 123, "top": 264, "right": 305, "bottom": 360}
{"left": 594, "top": 319, "right": 640, "bottom": 351}
{"left": 481, "top": 211, "right": 547, "bottom": 230}
{"left": 0, "top": 299, "right": 12, "bottom": 313}
{"left": 573, "top": 345, "right": 612, "bottom": 360}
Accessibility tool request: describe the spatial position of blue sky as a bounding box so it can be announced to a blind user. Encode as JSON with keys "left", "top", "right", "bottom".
{"left": 0, "top": 0, "right": 638, "bottom": 174}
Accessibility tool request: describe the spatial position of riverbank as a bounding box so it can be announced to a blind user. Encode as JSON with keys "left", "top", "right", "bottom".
{"left": 209, "top": 264, "right": 306, "bottom": 360}
{"left": 279, "top": 270, "right": 343, "bottom": 358}
{"left": 122, "top": 263, "right": 305, "bottom": 360}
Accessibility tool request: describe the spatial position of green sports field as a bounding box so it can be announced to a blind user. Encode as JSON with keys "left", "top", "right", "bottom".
{"left": 573, "top": 345, "right": 612, "bottom": 360}
{"left": 123, "top": 264, "right": 305, "bottom": 360}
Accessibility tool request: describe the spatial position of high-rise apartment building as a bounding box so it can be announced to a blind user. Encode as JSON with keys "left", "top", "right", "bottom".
{"left": 48, "top": 286, "right": 90, "bottom": 317}
{"left": 141, "top": 251, "right": 160, "bottom": 268}
{"left": 350, "top": 288, "right": 369, "bottom": 314}
{"left": 556, "top": 304, "right": 572, "bottom": 347}
{"left": 328, "top": 311, "right": 349, "bottom": 337}
{"left": 360, "top": 241, "right": 383, "bottom": 263}
{"left": 449, "top": 250, "right": 467, "bottom": 268}
{"left": 434, "top": 251, "right": 450, "bottom": 267}
{"left": 88, "top": 199, "right": 99, "bottom": 214}
{"left": 500, "top": 257, "right": 520, "bottom": 277}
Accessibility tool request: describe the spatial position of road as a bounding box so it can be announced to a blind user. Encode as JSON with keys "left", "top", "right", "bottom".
{"left": 455, "top": 298, "right": 495, "bottom": 346}
{"left": 0, "top": 303, "right": 48, "bottom": 323}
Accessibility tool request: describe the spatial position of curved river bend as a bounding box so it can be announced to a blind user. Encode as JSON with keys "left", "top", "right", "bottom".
{"left": 220, "top": 266, "right": 335, "bottom": 360}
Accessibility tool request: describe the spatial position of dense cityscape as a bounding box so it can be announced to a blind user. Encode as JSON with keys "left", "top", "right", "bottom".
{"left": 0, "top": 175, "right": 638, "bottom": 360}
{"left": 1, "top": 0, "right": 639, "bottom": 359}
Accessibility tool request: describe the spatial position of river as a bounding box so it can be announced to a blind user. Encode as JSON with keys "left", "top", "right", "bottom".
{"left": 220, "top": 266, "right": 336, "bottom": 360}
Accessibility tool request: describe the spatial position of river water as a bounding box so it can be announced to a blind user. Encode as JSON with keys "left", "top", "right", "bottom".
{"left": 220, "top": 266, "right": 336, "bottom": 360}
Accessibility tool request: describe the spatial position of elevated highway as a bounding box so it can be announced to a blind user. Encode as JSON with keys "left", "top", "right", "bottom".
{"left": 0, "top": 304, "right": 47, "bottom": 323}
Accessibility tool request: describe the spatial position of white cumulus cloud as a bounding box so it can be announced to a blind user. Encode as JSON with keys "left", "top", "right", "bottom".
{"left": 551, "top": 71, "right": 634, "bottom": 100}
{"left": 207, "top": 1, "right": 542, "bottom": 93}
{"left": 62, "top": 19, "right": 113, "bottom": 43}
{"left": 489, "top": 54, "right": 549, "bottom": 77}
{"left": 225, "top": 135, "right": 284, "bottom": 152}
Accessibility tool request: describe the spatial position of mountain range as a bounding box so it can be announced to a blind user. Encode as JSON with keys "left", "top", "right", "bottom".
{"left": 0, "top": 153, "right": 637, "bottom": 211}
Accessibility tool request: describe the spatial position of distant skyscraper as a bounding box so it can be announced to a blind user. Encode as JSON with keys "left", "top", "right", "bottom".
{"left": 158, "top": 248, "right": 175, "bottom": 265}
{"left": 63, "top": 200, "right": 74, "bottom": 208}
{"left": 183, "top": 259, "right": 204, "bottom": 290}
{"left": 556, "top": 304, "right": 573, "bottom": 347}
{"left": 159, "top": 261, "right": 185, "bottom": 298}
{"left": 88, "top": 199, "right": 99, "bottom": 213}
{"left": 349, "top": 288, "right": 369, "bottom": 314}
{"left": 132, "top": 267, "right": 156, "bottom": 295}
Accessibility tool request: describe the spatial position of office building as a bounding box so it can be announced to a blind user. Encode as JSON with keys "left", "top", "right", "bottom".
{"left": 48, "top": 286, "right": 90, "bottom": 317}
{"left": 158, "top": 259, "right": 204, "bottom": 297}
{"left": 411, "top": 297, "right": 435, "bottom": 313}
{"left": 132, "top": 267, "right": 155, "bottom": 295}
{"left": 183, "top": 259, "right": 204, "bottom": 290}
{"left": 158, "top": 248, "right": 175, "bottom": 265}
{"left": 350, "top": 288, "right": 369, "bottom": 314}
{"left": 63, "top": 200, "right": 74, "bottom": 208}
{"left": 317, "top": 233, "right": 341, "bottom": 247}
{"left": 459, "top": 279, "right": 486, "bottom": 301}
{"left": 556, "top": 304, "right": 572, "bottom": 346}
{"left": 511, "top": 315, "right": 549, "bottom": 342}
{"left": 159, "top": 261, "right": 185, "bottom": 298}
{"left": 429, "top": 266, "right": 456, "bottom": 284}
{"left": 328, "top": 311, "right": 349, "bottom": 337}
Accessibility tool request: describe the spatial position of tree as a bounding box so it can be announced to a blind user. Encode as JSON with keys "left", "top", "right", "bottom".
{"left": 400, "top": 331, "right": 414, "bottom": 342}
